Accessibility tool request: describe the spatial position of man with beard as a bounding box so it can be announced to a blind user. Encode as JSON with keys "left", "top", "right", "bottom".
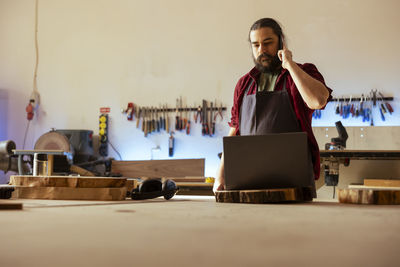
{"left": 213, "top": 18, "right": 332, "bottom": 195}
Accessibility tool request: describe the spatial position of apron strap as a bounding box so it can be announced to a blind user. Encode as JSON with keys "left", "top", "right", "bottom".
{"left": 244, "top": 79, "right": 255, "bottom": 95}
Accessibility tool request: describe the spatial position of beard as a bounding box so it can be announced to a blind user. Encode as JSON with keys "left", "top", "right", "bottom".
{"left": 253, "top": 53, "right": 282, "bottom": 74}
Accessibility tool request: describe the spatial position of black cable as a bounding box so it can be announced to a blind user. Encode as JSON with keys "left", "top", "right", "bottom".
{"left": 22, "top": 120, "right": 31, "bottom": 149}
{"left": 107, "top": 140, "right": 122, "bottom": 160}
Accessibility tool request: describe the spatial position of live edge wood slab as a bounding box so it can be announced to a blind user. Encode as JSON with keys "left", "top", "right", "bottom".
{"left": 8, "top": 176, "right": 137, "bottom": 201}
{"left": 12, "top": 187, "right": 127, "bottom": 201}
{"left": 9, "top": 175, "right": 128, "bottom": 188}
{"left": 338, "top": 188, "right": 400, "bottom": 205}
{"left": 215, "top": 187, "right": 313, "bottom": 204}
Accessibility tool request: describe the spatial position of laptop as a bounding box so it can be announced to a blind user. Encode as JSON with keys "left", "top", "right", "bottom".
{"left": 223, "top": 132, "right": 313, "bottom": 190}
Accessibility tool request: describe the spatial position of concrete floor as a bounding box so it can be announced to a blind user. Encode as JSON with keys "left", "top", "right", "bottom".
{"left": 1, "top": 196, "right": 400, "bottom": 267}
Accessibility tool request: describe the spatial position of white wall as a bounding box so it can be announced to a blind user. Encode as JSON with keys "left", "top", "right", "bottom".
{"left": 1, "top": 0, "right": 400, "bottom": 181}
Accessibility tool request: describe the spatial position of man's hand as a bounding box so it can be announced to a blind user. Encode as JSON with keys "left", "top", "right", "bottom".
{"left": 277, "top": 44, "right": 294, "bottom": 70}
{"left": 277, "top": 43, "right": 329, "bottom": 109}
{"left": 213, "top": 177, "right": 225, "bottom": 193}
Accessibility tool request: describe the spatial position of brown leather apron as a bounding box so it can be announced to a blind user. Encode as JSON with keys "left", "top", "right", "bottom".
{"left": 239, "top": 76, "right": 316, "bottom": 197}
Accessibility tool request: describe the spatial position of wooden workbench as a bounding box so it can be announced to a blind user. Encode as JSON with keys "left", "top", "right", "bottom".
{"left": 1, "top": 196, "right": 399, "bottom": 267}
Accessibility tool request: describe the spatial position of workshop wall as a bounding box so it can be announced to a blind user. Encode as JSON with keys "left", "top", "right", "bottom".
{"left": 1, "top": 0, "right": 399, "bottom": 181}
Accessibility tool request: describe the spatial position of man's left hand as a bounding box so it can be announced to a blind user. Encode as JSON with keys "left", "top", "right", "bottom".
{"left": 277, "top": 44, "right": 294, "bottom": 70}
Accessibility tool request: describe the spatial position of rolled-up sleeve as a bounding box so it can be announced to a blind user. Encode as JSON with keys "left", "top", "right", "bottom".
{"left": 302, "top": 63, "right": 333, "bottom": 109}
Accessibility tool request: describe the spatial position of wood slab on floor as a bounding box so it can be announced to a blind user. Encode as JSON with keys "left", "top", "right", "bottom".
{"left": 215, "top": 187, "right": 313, "bottom": 203}
{"left": 338, "top": 188, "right": 400, "bottom": 205}
{"left": 12, "top": 186, "right": 127, "bottom": 201}
{"left": 111, "top": 159, "right": 205, "bottom": 178}
{"left": 1, "top": 196, "right": 400, "bottom": 267}
{"left": 364, "top": 179, "right": 400, "bottom": 187}
{"left": 9, "top": 175, "right": 129, "bottom": 188}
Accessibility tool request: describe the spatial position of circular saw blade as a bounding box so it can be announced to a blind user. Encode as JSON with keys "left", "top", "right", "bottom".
{"left": 34, "top": 131, "right": 72, "bottom": 152}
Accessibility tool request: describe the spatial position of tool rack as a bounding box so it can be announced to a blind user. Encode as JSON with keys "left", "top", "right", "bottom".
{"left": 313, "top": 90, "right": 395, "bottom": 123}
{"left": 122, "top": 99, "right": 227, "bottom": 137}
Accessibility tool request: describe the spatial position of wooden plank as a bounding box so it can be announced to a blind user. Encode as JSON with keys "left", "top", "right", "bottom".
{"left": 9, "top": 175, "right": 128, "bottom": 188}
{"left": 364, "top": 179, "right": 400, "bottom": 187}
{"left": 111, "top": 159, "right": 205, "bottom": 178}
{"left": 13, "top": 186, "right": 127, "bottom": 201}
{"left": 338, "top": 189, "right": 400, "bottom": 205}
{"left": 348, "top": 185, "right": 400, "bottom": 191}
{"left": 215, "top": 187, "right": 313, "bottom": 204}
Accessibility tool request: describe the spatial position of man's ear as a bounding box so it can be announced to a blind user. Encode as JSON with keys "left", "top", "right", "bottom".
{"left": 279, "top": 35, "right": 285, "bottom": 50}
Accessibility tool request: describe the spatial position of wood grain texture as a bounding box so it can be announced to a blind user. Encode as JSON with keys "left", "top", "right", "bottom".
{"left": 364, "top": 179, "right": 400, "bottom": 187}
{"left": 9, "top": 175, "right": 128, "bottom": 188}
{"left": 13, "top": 186, "right": 127, "bottom": 201}
{"left": 111, "top": 159, "right": 205, "bottom": 178}
{"left": 338, "top": 189, "right": 400, "bottom": 205}
{"left": 348, "top": 185, "right": 400, "bottom": 191}
{"left": 215, "top": 187, "right": 313, "bottom": 204}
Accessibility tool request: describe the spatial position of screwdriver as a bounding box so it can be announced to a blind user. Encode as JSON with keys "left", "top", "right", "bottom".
{"left": 179, "top": 97, "right": 183, "bottom": 131}
{"left": 156, "top": 108, "right": 160, "bottom": 132}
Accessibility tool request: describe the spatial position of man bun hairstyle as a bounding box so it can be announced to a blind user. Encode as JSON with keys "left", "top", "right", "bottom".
{"left": 249, "top": 18, "right": 285, "bottom": 48}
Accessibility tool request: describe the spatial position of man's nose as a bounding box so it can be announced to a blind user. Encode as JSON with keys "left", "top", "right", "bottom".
{"left": 258, "top": 44, "right": 267, "bottom": 54}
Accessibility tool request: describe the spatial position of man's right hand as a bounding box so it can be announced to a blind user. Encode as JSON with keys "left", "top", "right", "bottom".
{"left": 213, "top": 127, "right": 236, "bottom": 194}
{"left": 213, "top": 177, "right": 225, "bottom": 193}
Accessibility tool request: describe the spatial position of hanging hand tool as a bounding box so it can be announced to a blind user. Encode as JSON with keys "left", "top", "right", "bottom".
{"left": 213, "top": 102, "right": 223, "bottom": 122}
{"left": 143, "top": 108, "right": 148, "bottom": 137}
{"left": 175, "top": 99, "right": 180, "bottom": 130}
{"left": 148, "top": 107, "right": 152, "bottom": 133}
{"left": 355, "top": 102, "right": 360, "bottom": 117}
{"left": 186, "top": 111, "right": 191, "bottom": 135}
{"left": 152, "top": 107, "right": 156, "bottom": 133}
{"left": 379, "top": 92, "right": 394, "bottom": 114}
{"left": 194, "top": 105, "right": 202, "bottom": 123}
{"left": 148, "top": 107, "right": 153, "bottom": 133}
{"left": 335, "top": 99, "right": 340, "bottom": 114}
{"left": 183, "top": 106, "right": 188, "bottom": 130}
{"left": 202, "top": 100, "right": 209, "bottom": 136}
{"left": 371, "top": 89, "right": 377, "bottom": 107}
{"left": 381, "top": 103, "right": 387, "bottom": 114}
{"left": 179, "top": 96, "right": 183, "bottom": 131}
{"left": 136, "top": 107, "right": 141, "bottom": 128}
{"left": 159, "top": 105, "right": 164, "bottom": 130}
{"left": 156, "top": 108, "right": 160, "bottom": 132}
{"left": 123, "top": 102, "right": 134, "bottom": 121}
{"left": 380, "top": 106, "right": 386, "bottom": 121}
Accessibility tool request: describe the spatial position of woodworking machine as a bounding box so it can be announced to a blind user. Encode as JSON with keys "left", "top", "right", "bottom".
{"left": 1, "top": 129, "right": 114, "bottom": 176}
{"left": 320, "top": 122, "right": 400, "bottom": 195}
{"left": 322, "top": 121, "right": 349, "bottom": 188}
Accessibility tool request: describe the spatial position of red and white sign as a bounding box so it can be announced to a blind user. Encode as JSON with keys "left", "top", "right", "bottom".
{"left": 100, "top": 107, "right": 111, "bottom": 114}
